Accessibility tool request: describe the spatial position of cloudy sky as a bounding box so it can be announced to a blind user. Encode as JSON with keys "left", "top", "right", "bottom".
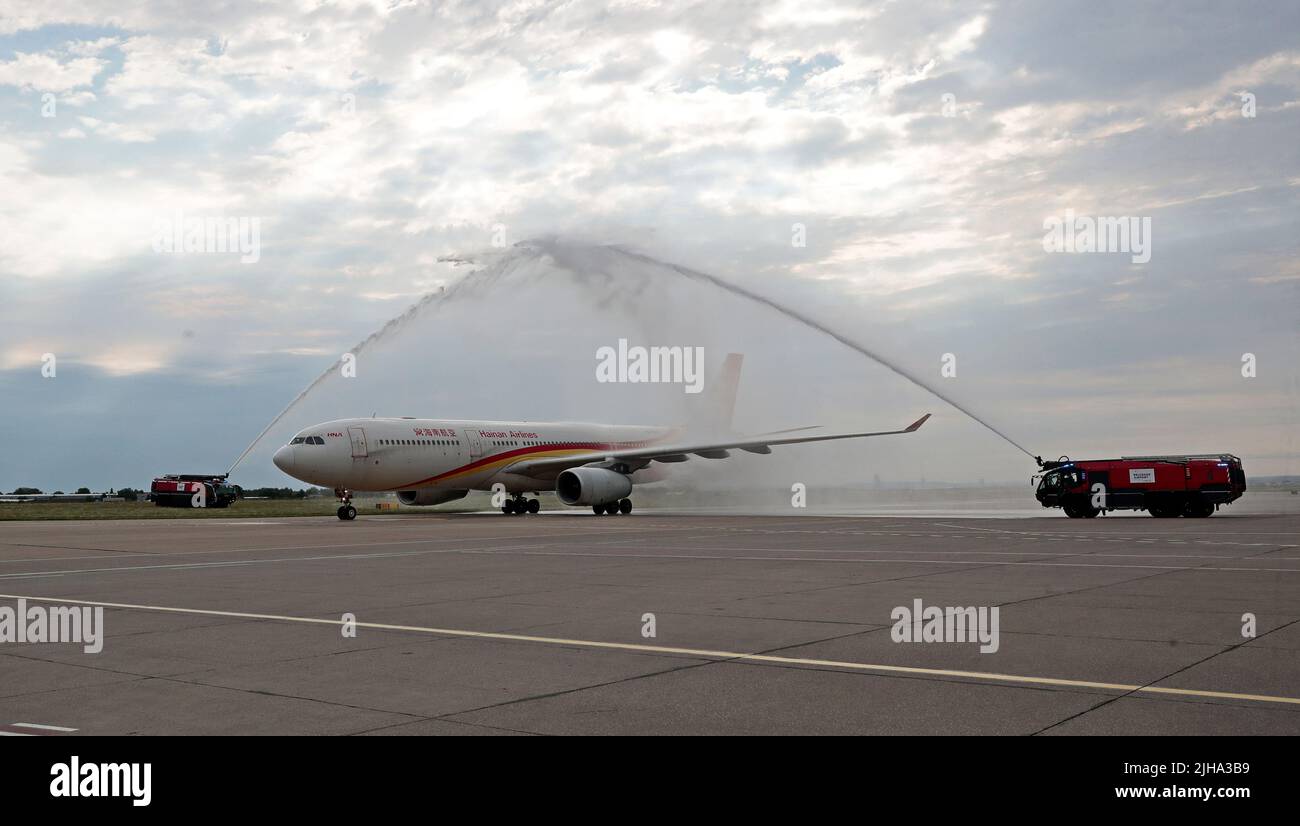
{"left": 1, "top": 0, "right": 1297, "bottom": 492}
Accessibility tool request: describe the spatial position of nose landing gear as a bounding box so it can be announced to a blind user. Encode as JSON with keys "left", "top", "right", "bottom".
{"left": 334, "top": 488, "right": 357, "bottom": 521}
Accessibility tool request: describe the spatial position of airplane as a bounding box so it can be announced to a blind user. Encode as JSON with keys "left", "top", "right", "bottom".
{"left": 271, "top": 355, "right": 931, "bottom": 520}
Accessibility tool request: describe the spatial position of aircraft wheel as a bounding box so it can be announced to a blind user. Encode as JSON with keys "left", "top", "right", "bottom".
{"left": 337, "top": 506, "right": 348, "bottom": 520}
{"left": 342, "top": 505, "right": 357, "bottom": 521}
{"left": 527, "top": 498, "right": 540, "bottom": 514}
{"left": 592, "top": 504, "right": 605, "bottom": 515}
{"left": 618, "top": 498, "right": 632, "bottom": 515}
{"left": 502, "top": 500, "right": 515, "bottom": 515}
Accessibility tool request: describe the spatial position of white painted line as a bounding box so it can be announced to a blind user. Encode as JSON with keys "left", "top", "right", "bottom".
{"left": 0, "top": 525, "right": 706, "bottom": 565}
{"left": 3, "top": 592, "right": 1299, "bottom": 708}
{"left": 11, "top": 723, "right": 77, "bottom": 732}
{"left": 475, "top": 548, "right": 1300, "bottom": 574}
{"left": 0, "top": 731, "right": 35, "bottom": 736}
{"left": 3, "top": 542, "right": 1299, "bottom": 581}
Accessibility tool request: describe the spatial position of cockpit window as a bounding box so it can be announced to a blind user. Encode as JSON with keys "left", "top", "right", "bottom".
{"left": 312, "top": 436, "right": 325, "bottom": 445}
{"left": 290, "top": 437, "right": 305, "bottom": 444}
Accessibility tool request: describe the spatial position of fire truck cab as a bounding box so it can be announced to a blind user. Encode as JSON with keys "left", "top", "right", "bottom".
{"left": 1034, "top": 455, "right": 1245, "bottom": 518}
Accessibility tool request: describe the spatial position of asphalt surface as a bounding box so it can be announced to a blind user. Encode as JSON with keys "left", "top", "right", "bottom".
{"left": 1, "top": 508, "right": 1297, "bottom": 735}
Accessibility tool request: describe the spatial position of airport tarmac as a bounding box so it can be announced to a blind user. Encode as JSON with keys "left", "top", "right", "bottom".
{"left": 0, "top": 508, "right": 1297, "bottom": 735}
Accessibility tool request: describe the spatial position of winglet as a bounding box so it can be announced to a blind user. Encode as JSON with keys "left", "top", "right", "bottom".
{"left": 905, "top": 413, "right": 931, "bottom": 432}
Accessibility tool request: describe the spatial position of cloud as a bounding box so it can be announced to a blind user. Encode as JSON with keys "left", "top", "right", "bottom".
{"left": 0, "top": 0, "right": 1296, "bottom": 489}
{"left": 0, "top": 51, "right": 106, "bottom": 91}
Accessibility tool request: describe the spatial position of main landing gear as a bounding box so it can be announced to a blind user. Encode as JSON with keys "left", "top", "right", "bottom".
{"left": 334, "top": 488, "right": 357, "bottom": 521}
{"left": 502, "top": 494, "right": 541, "bottom": 515}
{"left": 593, "top": 499, "right": 633, "bottom": 516}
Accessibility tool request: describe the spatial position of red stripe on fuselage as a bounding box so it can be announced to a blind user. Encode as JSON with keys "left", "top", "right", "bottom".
{"left": 391, "top": 440, "right": 653, "bottom": 490}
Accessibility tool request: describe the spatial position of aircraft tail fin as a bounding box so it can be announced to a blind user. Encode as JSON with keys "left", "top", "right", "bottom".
{"left": 702, "top": 352, "right": 743, "bottom": 433}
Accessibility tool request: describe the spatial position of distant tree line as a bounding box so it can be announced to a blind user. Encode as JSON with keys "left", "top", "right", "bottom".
{"left": 7, "top": 487, "right": 143, "bottom": 500}
{"left": 239, "top": 487, "right": 328, "bottom": 499}
{"left": 6, "top": 486, "right": 323, "bottom": 501}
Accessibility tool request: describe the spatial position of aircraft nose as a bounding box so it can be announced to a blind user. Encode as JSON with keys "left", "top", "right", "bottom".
{"left": 272, "top": 445, "right": 295, "bottom": 474}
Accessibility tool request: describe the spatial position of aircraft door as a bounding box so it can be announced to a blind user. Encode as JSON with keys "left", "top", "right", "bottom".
{"left": 465, "top": 429, "right": 483, "bottom": 458}
{"left": 347, "top": 427, "right": 369, "bottom": 458}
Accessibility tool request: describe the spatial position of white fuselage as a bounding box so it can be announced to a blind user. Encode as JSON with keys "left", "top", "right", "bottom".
{"left": 272, "top": 418, "right": 672, "bottom": 494}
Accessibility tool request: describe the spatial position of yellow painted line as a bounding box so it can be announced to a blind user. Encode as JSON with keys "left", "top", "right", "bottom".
{"left": 4, "top": 593, "right": 1299, "bottom": 707}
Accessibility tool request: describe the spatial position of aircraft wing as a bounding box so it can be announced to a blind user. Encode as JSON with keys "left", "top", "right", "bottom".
{"left": 501, "top": 414, "right": 930, "bottom": 480}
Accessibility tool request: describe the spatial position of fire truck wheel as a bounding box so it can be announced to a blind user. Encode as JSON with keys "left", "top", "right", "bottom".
{"left": 1184, "top": 500, "right": 1215, "bottom": 518}
{"left": 1081, "top": 506, "right": 1100, "bottom": 518}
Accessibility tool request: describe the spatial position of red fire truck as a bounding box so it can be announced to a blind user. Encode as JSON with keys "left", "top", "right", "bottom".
{"left": 1034, "top": 455, "right": 1246, "bottom": 518}
{"left": 149, "top": 475, "right": 241, "bottom": 508}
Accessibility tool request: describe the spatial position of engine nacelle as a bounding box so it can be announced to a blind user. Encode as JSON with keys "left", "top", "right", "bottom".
{"left": 556, "top": 467, "right": 632, "bottom": 506}
{"left": 397, "top": 488, "right": 469, "bottom": 507}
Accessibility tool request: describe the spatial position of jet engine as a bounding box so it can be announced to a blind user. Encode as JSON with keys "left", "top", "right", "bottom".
{"left": 556, "top": 467, "right": 632, "bottom": 506}
{"left": 396, "top": 489, "right": 469, "bottom": 506}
